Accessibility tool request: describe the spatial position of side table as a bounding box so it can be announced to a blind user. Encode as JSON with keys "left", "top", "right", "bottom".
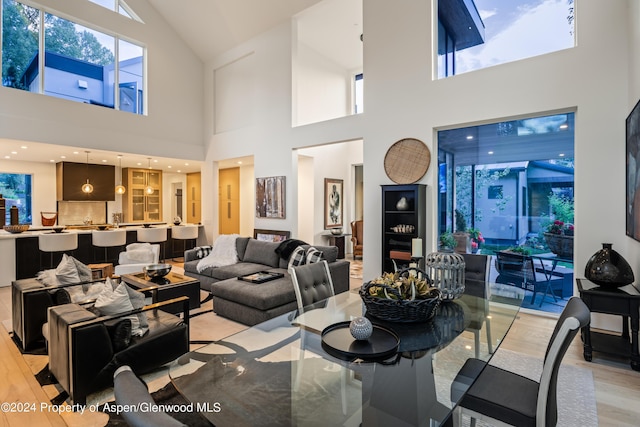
{"left": 576, "top": 278, "right": 640, "bottom": 371}
{"left": 322, "top": 233, "right": 351, "bottom": 259}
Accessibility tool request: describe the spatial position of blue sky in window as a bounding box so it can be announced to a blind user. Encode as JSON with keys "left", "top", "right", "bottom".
{"left": 455, "top": 0, "right": 574, "bottom": 74}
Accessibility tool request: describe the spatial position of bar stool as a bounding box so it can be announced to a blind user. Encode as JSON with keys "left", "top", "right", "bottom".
{"left": 92, "top": 229, "right": 127, "bottom": 264}
{"left": 38, "top": 232, "right": 78, "bottom": 269}
{"left": 170, "top": 225, "right": 198, "bottom": 261}
{"left": 137, "top": 227, "right": 168, "bottom": 262}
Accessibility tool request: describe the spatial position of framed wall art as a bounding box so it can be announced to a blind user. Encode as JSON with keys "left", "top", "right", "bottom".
{"left": 253, "top": 229, "right": 291, "bottom": 242}
{"left": 256, "top": 176, "right": 286, "bottom": 219}
{"left": 324, "top": 178, "right": 343, "bottom": 229}
{"left": 627, "top": 98, "right": 640, "bottom": 241}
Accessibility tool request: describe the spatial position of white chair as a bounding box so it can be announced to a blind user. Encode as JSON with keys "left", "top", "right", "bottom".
{"left": 114, "top": 244, "right": 160, "bottom": 276}
{"left": 170, "top": 225, "right": 198, "bottom": 261}
{"left": 137, "top": 227, "right": 168, "bottom": 262}
{"left": 38, "top": 232, "right": 78, "bottom": 269}
{"left": 91, "top": 229, "right": 127, "bottom": 264}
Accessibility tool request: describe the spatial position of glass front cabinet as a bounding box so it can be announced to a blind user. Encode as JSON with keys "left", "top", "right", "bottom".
{"left": 123, "top": 168, "right": 163, "bottom": 222}
{"left": 381, "top": 184, "right": 426, "bottom": 273}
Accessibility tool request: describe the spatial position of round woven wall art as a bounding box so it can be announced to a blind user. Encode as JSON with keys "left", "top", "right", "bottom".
{"left": 384, "top": 138, "right": 431, "bottom": 184}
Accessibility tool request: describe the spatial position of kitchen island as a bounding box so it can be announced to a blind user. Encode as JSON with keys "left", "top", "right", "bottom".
{"left": 0, "top": 224, "right": 206, "bottom": 286}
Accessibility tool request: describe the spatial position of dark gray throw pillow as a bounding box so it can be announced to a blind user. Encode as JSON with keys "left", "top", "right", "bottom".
{"left": 105, "top": 318, "right": 132, "bottom": 352}
{"left": 243, "top": 239, "right": 281, "bottom": 267}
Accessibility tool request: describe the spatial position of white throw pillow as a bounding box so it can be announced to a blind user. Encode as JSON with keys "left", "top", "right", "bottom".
{"left": 94, "top": 281, "right": 143, "bottom": 336}
{"left": 55, "top": 254, "right": 81, "bottom": 284}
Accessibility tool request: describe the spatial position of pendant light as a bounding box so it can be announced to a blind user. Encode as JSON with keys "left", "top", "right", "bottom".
{"left": 115, "top": 155, "right": 126, "bottom": 195}
{"left": 81, "top": 151, "right": 94, "bottom": 194}
{"left": 145, "top": 158, "right": 154, "bottom": 195}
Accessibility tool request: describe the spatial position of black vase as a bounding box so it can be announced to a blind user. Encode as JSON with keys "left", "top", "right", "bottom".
{"left": 584, "top": 243, "right": 635, "bottom": 288}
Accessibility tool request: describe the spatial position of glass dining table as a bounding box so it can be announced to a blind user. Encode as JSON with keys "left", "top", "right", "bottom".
{"left": 169, "top": 285, "right": 525, "bottom": 427}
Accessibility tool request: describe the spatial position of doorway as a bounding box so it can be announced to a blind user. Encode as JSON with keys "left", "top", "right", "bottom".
{"left": 219, "top": 167, "right": 240, "bottom": 234}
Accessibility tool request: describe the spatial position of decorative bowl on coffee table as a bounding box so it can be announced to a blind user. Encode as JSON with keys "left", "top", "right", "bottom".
{"left": 143, "top": 264, "right": 172, "bottom": 278}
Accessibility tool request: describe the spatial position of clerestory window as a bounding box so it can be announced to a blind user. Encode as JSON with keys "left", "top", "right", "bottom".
{"left": 2, "top": 0, "right": 146, "bottom": 115}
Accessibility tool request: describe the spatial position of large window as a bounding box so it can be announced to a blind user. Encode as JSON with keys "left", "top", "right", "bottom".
{"left": 438, "top": 112, "right": 574, "bottom": 249}
{"left": 2, "top": 0, "right": 145, "bottom": 114}
{"left": 1, "top": 173, "right": 32, "bottom": 224}
{"left": 437, "top": 0, "right": 575, "bottom": 78}
{"left": 438, "top": 113, "right": 575, "bottom": 312}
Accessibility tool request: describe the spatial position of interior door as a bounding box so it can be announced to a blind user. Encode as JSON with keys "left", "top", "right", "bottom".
{"left": 219, "top": 167, "right": 240, "bottom": 234}
{"left": 186, "top": 172, "right": 201, "bottom": 224}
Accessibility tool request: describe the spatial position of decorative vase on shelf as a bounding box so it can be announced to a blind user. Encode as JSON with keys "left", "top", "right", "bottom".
{"left": 396, "top": 197, "right": 409, "bottom": 211}
{"left": 584, "top": 243, "right": 635, "bottom": 288}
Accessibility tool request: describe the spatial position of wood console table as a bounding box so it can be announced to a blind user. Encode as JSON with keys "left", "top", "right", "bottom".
{"left": 576, "top": 278, "right": 640, "bottom": 371}
{"left": 322, "top": 233, "right": 350, "bottom": 259}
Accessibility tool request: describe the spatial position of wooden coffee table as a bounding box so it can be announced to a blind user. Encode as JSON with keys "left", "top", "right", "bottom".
{"left": 121, "top": 271, "right": 201, "bottom": 314}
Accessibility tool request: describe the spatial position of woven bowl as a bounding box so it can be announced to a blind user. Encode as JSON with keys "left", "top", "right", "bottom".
{"left": 360, "top": 281, "right": 442, "bottom": 323}
{"left": 3, "top": 224, "right": 30, "bottom": 234}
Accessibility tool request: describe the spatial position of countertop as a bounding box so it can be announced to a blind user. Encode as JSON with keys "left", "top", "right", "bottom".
{"left": 0, "top": 223, "right": 201, "bottom": 239}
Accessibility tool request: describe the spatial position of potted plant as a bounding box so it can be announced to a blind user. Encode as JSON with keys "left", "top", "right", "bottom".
{"left": 453, "top": 209, "right": 471, "bottom": 253}
{"left": 468, "top": 228, "right": 484, "bottom": 254}
{"left": 542, "top": 194, "right": 574, "bottom": 258}
{"left": 543, "top": 220, "right": 574, "bottom": 258}
{"left": 439, "top": 232, "right": 457, "bottom": 252}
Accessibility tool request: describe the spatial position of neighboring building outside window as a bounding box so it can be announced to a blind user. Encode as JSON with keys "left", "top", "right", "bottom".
{"left": 1, "top": 0, "right": 145, "bottom": 115}
{"left": 437, "top": 0, "right": 575, "bottom": 78}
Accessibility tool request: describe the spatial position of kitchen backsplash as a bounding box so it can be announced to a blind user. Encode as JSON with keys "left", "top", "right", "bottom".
{"left": 57, "top": 201, "right": 107, "bottom": 225}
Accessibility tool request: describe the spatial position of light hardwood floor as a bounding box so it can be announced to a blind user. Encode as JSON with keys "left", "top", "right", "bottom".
{"left": 1, "top": 265, "right": 639, "bottom": 426}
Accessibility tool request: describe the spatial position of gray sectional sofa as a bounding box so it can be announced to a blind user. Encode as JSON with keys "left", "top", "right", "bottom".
{"left": 183, "top": 237, "right": 350, "bottom": 325}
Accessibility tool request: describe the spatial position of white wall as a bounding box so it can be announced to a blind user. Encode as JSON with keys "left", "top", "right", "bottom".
{"left": 0, "top": 0, "right": 204, "bottom": 161}
{"left": 293, "top": 42, "right": 351, "bottom": 126}
{"left": 239, "top": 164, "right": 255, "bottom": 237}
{"left": 201, "top": 2, "right": 636, "bottom": 334}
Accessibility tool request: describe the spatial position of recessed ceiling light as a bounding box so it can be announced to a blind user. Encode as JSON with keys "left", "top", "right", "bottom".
{"left": 184, "top": 163, "right": 189, "bottom": 166}
{"left": 559, "top": 124, "right": 568, "bottom": 129}
{"left": 73, "top": 151, "right": 79, "bottom": 154}
{"left": 559, "top": 153, "right": 565, "bottom": 157}
{"left": 11, "top": 151, "right": 17, "bottom": 154}
{"left": 4, "top": 155, "right": 10, "bottom": 159}
{"left": 60, "top": 155, "right": 66, "bottom": 159}
{"left": 488, "top": 151, "right": 494, "bottom": 155}
{"left": 49, "top": 159, "right": 55, "bottom": 162}
{"left": 466, "top": 135, "right": 473, "bottom": 140}
{"left": 102, "top": 159, "right": 107, "bottom": 163}
{"left": 21, "top": 146, "right": 27, "bottom": 149}
{"left": 177, "top": 170, "right": 182, "bottom": 173}
{"left": 136, "top": 162, "right": 142, "bottom": 166}
{"left": 153, "top": 159, "right": 158, "bottom": 163}
{"left": 168, "top": 165, "right": 172, "bottom": 169}
{"left": 237, "top": 161, "right": 243, "bottom": 164}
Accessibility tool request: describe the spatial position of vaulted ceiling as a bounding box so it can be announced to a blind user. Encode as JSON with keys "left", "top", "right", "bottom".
{"left": 147, "top": 0, "right": 323, "bottom": 61}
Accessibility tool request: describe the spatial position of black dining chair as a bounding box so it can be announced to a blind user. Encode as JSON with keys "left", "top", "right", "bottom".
{"left": 450, "top": 296, "right": 590, "bottom": 427}
{"left": 461, "top": 253, "right": 493, "bottom": 358}
{"left": 113, "top": 365, "right": 187, "bottom": 427}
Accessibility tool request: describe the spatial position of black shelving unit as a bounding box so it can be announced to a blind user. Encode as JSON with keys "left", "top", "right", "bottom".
{"left": 381, "top": 184, "right": 426, "bottom": 274}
